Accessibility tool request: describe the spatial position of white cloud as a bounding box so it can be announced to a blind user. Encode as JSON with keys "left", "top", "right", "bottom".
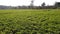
{"left": 0, "top": 0, "right": 60, "bottom": 6}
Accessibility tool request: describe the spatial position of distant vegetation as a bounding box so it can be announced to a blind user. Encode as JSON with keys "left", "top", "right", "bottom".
{"left": 0, "top": 9, "right": 60, "bottom": 34}
{"left": 0, "top": 2, "right": 60, "bottom": 9}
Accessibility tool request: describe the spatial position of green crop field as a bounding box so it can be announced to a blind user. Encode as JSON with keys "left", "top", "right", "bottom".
{"left": 0, "top": 9, "right": 60, "bottom": 34}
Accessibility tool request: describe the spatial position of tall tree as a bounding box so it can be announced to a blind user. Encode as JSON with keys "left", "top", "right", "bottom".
{"left": 30, "top": 0, "right": 34, "bottom": 8}
{"left": 41, "top": 2, "right": 45, "bottom": 7}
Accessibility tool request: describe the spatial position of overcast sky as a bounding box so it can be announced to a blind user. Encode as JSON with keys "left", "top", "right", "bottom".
{"left": 0, "top": 0, "right": 60, "bottom": 6}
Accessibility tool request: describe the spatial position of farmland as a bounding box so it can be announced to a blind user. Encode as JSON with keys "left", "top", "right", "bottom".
{"left": 0, "top": 9, "right": 60, "bottom": 34}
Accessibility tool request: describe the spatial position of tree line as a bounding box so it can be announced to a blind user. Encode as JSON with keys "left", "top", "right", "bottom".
{"left": 0, "top": 2, "right": 60, "bottom": 9}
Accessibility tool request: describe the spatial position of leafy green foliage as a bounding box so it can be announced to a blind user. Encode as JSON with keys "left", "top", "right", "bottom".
{"left": 0, "top": 9, "right": 60, "bottom": 34}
